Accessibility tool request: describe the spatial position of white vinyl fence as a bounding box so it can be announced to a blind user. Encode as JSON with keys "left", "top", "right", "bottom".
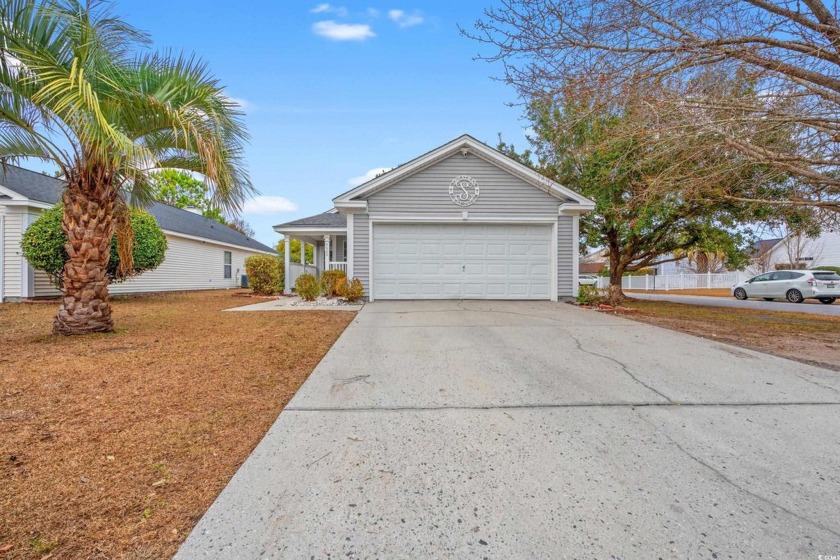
{"left": 595, "top": 272, "right": 747, "bottom": 291}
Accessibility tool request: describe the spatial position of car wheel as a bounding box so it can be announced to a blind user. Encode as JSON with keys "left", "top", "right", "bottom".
{"left": 734, "top": 288, "right": 747, "bottom": 300}
{"left": 763, "top": 298, "right": 774, "bottom": 301}
{"left": 818, "top": 297, "right": 836, "bottom": 304}
{"left": 786, "top": 289, "right": 804, "bottom": 303}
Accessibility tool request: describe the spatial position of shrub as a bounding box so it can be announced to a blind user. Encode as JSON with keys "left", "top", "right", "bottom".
{"left": 321, "top": 269, "right": 347, "bottom": 298}
{"left": 295, "top": 272, "right": 320, "bottom": 301}
{"left": 576, "top": 284, "right": 602, "bottom": 306}
{"left": 335, "top": 276, "right": 348, "bottom": 297}
{"left": 343, "top": 277, "right": 364, "bottom": 302}
{"left": 245, "top": 254, "right": 284, "bottom": 295}
{"left": 22, "top": 203, "right": 167, "bottom": 287}
{"left": 813, "top": 266, "right": 840, "bottom": 274}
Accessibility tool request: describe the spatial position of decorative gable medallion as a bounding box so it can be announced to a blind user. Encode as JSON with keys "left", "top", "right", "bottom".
{"left": 449, "top": 175, "right": 480, "bottom": 207}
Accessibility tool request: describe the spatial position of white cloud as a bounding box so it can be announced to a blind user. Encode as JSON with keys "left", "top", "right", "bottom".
{"left": 243, "top": 196, "right": 298, "bottom": 214}
{"left": 387, "top": 9, "right": 424, "bottom": 28}
{"left": 348, "top": 167, "right": 392, "bottom": 186}
{"left": 311, "top": 3, "right": 348, "bottom": 16}
{"left": 313, "top": 20, "right": 375, "bottom": 41}
{"left": 225, "top": 96, "right": 254, "bottom": 113}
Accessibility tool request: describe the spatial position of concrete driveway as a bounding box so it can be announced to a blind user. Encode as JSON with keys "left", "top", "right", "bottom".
{"left": 176, "top": 301, "right": 840, "bottom": 559}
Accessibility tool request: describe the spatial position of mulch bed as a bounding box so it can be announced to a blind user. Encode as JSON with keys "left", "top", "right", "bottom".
{"left": 0, "top": 290, "right": 354, "bottom": 559}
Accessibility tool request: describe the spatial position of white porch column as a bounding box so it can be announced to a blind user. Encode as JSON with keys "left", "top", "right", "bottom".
{"left": 283, "top": 236, "right": 291, "bottom": 295}
{"left": 300, "top": 241, "right": 306, "bottom": 265}
{"left": 324, "top": 235, "right": 331, "bottom": 269}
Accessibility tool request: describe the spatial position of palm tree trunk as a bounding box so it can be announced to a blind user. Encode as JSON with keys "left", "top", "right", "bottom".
{"left": 53, "top": 182, "right": 117, "bottom": 335}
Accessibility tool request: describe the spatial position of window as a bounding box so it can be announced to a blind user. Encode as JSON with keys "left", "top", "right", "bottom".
{"left": 223, "top": 251, "right": 232, "bottom": 279}
{"left": 752, "top": 273, "right": 772, "bottom": 282}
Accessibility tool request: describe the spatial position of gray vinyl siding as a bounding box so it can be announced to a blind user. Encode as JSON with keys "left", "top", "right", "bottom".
{"left": 353, "top": 213, "right": 370, "bottom": 296}
{"left": 364, "top": 153, "right": 568, "bottom": 216}
{"left": 557, "top": 216, "right": 574, "bottom": 297}
{"left": 2, "top": 208, "right": 23, "bottom": 300}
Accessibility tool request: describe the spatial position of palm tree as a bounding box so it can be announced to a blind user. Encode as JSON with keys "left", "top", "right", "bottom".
{"left": 0, "top": 0, "right": 253, "bottom": 334}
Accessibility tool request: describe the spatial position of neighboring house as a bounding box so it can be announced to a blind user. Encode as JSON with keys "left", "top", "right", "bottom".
{"left": 0, "top": 165, "right": 275, "bottom": 302}
{"left": 579, "top": 262, "right": 606, "bottom": 276}
{"left": 274, "top": 134, "right": 594, "bottom": 301}
{"left": 748, "top": 231, "right": 840, "bottom": 274}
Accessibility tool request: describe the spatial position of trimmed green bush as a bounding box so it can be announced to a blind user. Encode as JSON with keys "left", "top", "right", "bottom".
{"left": 245, "top": 254, "right": 284, "bottom": 295}
{"left": 343, "top": 277, "right": 364, "bottom": 302}
{"left": 321, "top": 269, "right": 347, "bottom": 298}
{"left": 576, "top": 284, "right": 602, "bottom": 306}
{"left": 21, "top": 203, "right": 167, "bottom": 287}
{"left": 295, "top": 272, "right": 320, "bottom": 301}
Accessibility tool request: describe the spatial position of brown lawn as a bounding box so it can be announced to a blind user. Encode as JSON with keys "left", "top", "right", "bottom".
{"left": 616, "top": 299, "right": 840, "bottom": 371}
{"left": 0, "top": 291, "right": 354, "bottom": 559}
{"left": 626, "top": 288, "right": 731, "bottom": 297}
{"left": 625, "top": 288, "right": 839, "bottom": 304}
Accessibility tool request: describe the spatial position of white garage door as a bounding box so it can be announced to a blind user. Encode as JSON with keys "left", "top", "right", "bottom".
{"left": 372, "top": 223, "right": 553, "bottom": 300}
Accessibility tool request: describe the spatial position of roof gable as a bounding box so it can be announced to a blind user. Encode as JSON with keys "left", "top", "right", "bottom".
{"left": 333, "top": 134, "right": 594, "bottom": 211}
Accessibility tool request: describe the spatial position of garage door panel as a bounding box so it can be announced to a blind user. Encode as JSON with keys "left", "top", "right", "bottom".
{"left": 418, "top": 263, "right": 439, "bottom": 275}
{"left": 464, "top": 243, "right": 486, "bottom": 257}
{"left": 530, "top": 263, "right": 550, "bottom": 275}
{"left": 486, "top": 263, "right": 507, "bottom": 276}
{"left": 373, "top": 223, "right": 552, "bottom": 300}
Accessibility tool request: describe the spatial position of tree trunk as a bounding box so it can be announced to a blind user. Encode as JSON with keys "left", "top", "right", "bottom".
{"left": 607, "top": 251, "right": 627, "bottom": 306}
{"left": 53, "top": 181, "right": 117, "bottom": 335}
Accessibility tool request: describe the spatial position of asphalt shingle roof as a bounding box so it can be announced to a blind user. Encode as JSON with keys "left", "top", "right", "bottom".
{"left": 275, "top": 211, "right": 347, "bottom": 229}
{"left": 0, "top": 165, "right": 276, "bottom": 253}
{"left": 752, "top": 238, "right": 783, "bottom": 257}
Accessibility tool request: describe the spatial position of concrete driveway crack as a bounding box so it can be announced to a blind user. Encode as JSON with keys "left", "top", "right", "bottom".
{"left": 636, "top": 413, "right": 840, "bottom": 540}
{"left": 567, "top": 332, "right": 674, "bottom": 403}
{"left": 331, "top": 375, "right": 372, "bottom": 389}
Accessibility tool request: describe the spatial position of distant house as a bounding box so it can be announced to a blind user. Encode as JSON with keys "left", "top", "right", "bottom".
{"left": 0, "top": 165, "right": 275, "bottom": 302}
{"left": 747, "top": 231, "right": 840, "bottom": 274}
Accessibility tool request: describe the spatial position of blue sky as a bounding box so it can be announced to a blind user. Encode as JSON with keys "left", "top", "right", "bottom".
{"left": 118, "top": 1, "right": 529, "bottom": 246}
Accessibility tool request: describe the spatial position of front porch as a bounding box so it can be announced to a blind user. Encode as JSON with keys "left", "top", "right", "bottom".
{"left": 282, "top": 232, "right": 348, "bottom": 294}
{"left": 273, "top": 210, "right": 349, "bottom": 295}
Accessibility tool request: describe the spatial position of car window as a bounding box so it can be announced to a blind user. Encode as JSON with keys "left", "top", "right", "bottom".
{"left": 813, "top": 271, "right": 840, "bottom": 281}
{"left": 753, "top": 273, "right": 772, "bottom": 282}
{"left": 769, "top": 272, "right": 785, "bottom": 281}
{"left": 788, "top": 272, "right": 805, "bottom": 279}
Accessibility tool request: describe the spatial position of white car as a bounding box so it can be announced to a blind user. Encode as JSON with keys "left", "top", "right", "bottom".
{"left": 578, "top": 275, "right": 599, "bottom": 286}
{"left": 732, "top": 270, "right": 840, "bottom": 304}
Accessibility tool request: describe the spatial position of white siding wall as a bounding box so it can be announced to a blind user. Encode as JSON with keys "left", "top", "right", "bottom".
{"left": 766, "top": 231, "right": 840, "bottom": 269}
{"left": 1, "top": 207, "right": 23, "bottom": 301}
{"left": 817, "top": 231, "right": 840, "bottom": 266}
{"left": 31, "top": 232, "right": 266, "bottom": 298}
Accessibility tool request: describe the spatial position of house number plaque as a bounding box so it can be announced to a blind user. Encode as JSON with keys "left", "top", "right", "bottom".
{"left": 449, "top": 175, "right": 480, "bottom": 207}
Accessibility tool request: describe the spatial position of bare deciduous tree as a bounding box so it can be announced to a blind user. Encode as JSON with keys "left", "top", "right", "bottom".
{"left": 466, "top": 0, "right": 840, "bottom": 212}
{"left": 780, "top": 230, "right": 824, "bottom": 268}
